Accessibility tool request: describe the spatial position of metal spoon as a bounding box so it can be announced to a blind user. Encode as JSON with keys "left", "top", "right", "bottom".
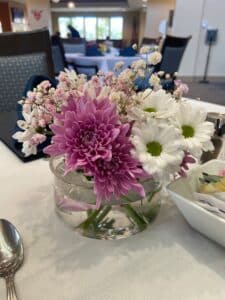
{"left": 0, "top": 219, "right": 24, "bottom": 300}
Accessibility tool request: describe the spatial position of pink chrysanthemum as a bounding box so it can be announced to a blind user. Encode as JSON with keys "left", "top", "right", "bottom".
{"left": 44, "top": 96, "right": 145, "bottom": 206}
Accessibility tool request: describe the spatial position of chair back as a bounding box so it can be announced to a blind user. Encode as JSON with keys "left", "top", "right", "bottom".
{"left": 62, "top": 38, "right": 86, "bottom": 54}
{"left": 119, "top": 46, "right": 136, "bottom": 57}
{"left": 73, "top": 64, "right": 98, "bottom": 79}
{"left": 156, "top": 35, "right": 191, "bottom": 74}
{"left": 142, "top": 36, "right": 162, "bottom": 46}
{"left": 0, "top": 29, "right": 54, "bottom": 112}
{"left": 86, "top": 43, "right": 102, "bottom": 56}
{"left": 51, "top": 35, "right": 67, "bottom": 75}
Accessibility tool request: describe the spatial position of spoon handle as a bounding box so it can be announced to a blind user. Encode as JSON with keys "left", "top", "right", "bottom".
{"left": 6, "top": 275, "right": 18, "bottom": 300}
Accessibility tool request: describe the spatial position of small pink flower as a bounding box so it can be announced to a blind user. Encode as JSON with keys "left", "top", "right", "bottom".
{"left": 54, "top": 87, "right": 65, "bottom": 99}
{"left": 179, "top": 83, "right": 189, "bottom": 94}
{"left": 31, "top": 118, "right": 38, "bottom": 127}
{"left": 45, "top": 103, "right": 56, "bottom": 115}
{"left": 174, "top": 80, "right": 189, "bottom": 96}
{"left": 219, "top": 170, "right": 225, "bottom": 177}
{"left": 37, "top": 80, "right": 51, "bottom": 92}
{"left": 31, "top": 133, "right": 46, "bottom": 145}
{"left": 39, "top": 119, "right": 46, "bottom": 127}
{"left": 26, "top": 91, "right": 36, "bottom": 102}
{"left": 23, "top": 104, "right": 31, "bottom": 113}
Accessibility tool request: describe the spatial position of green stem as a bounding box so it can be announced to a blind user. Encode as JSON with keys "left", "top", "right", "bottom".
{"left": 95, "top": 205, "right": 112, "bottom": 224}
{"left": 123, "top": 204, "right": 147, "bottom": 231}
{"left": 147, "top": 187, "right": 161, "bottom": 203}
{"left": 78, "top": 205, "right": 112, "bottom": 231}
{"left": 121, "top": 201, "right": 147, "bottom": 231}
{"left": 77, "top": 209, "right": 101, "bottom": 230}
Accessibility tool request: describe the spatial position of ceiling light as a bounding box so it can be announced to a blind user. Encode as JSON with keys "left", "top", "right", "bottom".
{"left": 142, "top": 0, "right": 148, "bottom": 2}
{"left": 68, "top": 1, "right": 75, "bottom": 9}
{"left": 52, "top": 0, "right": 60, "bottom": 3}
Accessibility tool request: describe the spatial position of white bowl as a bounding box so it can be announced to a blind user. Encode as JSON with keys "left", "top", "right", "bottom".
{"left": 167, "top": 159, "right": 225, "bottom": 248}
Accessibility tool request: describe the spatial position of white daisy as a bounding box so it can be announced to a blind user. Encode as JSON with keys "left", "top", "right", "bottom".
{"left": 129, "top": 89, "right": 177, "bottom": 120}
{"left": 174, "top": 102, "right": 214, "bottom": 157}
{"left": 131, "top": 119, "right": 184, "bottom": 180}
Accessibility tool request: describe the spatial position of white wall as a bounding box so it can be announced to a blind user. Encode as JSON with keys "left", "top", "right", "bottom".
{"left": 173, "top": 0, "right": 225, "bottom": 77}
{"left": 144, "top": 0, "right": 176, "bottom": 38}
{"left": 25, "top": 0, "right": 52, "bottom": 32}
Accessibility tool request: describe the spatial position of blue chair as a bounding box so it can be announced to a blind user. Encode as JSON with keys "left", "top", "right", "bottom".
{"left": 155, "top": 35, "right": 191, "bottom": 74}
{"left": 51, "top": 35, "right": 68, "bottom": 75}
{"left": 119, "top": 47, "right": 137, "bottom": 57}
{"left": 73, "top": 64, "right": 99, "bottom": 79}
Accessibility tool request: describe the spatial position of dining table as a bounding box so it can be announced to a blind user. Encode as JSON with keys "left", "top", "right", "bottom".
{"left": 1, "top": 99, "right": 225, "bottom": 300}
{"left": 65, "top": 52, "right": 142, "bottom": 73}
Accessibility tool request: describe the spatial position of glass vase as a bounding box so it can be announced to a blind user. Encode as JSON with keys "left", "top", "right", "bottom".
{"left": 50, "top": 156, "right": 161, "bottom": 240}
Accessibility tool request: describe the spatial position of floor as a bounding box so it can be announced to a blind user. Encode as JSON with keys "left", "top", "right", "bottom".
{"left": 182, "top": 78, "right": 225, "bottom": 106}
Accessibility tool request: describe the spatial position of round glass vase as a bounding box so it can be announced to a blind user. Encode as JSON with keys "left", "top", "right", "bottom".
{"left": 50, "top": 156, "right": 161, "bottom": 240}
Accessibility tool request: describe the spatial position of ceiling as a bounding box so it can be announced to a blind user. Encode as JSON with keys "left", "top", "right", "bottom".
{"left": 50, "top": 0, "right": 147, "bottom": 11}
{"left": 55, "top": 0, "right": 128, "bottom": 6}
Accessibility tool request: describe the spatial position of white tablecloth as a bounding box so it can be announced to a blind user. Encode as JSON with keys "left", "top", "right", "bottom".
{"left": 65, "top": 53, "right": 140, "bottom": 73}
{"left": 1, "top": 100, "right": 225, "bottom": 300}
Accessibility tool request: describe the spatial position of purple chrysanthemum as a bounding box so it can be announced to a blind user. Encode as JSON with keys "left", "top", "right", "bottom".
{"left": 44, "top": 96, "right": 120, "bottom": 172}
{"left": 86, "top": 123, "right": 145, "bottom": 207}
{"left": 44, "top": 96, "right": 145, "bottom": 206}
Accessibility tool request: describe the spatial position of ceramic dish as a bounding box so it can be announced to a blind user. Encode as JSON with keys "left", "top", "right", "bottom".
{"left": 167, "top": 159, "right": 225, "bottom": 247}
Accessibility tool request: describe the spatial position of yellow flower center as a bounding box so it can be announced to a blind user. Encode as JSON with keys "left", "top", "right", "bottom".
{"left": 182, "top": 125, "right": 195, "bottom": 138}
{"left": 144, "top": 107, "right": 157, "bottom": 113}
{"left": 146, "top": 141, "right": 162, "bottom": 156}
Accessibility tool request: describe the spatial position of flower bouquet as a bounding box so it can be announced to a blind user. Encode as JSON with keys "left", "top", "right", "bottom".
{"left": 13, "top": 49, "right": 214, "bottom": 239}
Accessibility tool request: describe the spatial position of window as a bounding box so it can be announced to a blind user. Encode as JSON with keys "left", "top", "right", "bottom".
{"left": 85, "top": 17, "right": 97, "bottom": 40}
{"left": 110, "top": 17, "right": 123, "bottom": 39}
{"left": 58, "top": 16, "right": 123, "bottom": 40}
{"left": 97, "top": 17, "right": 110, "bottom": 39}
{"left": 71, "top": 17, "right": 84, "bottom": 38}
{"left": 58, "top": 17, "right": 71, "bottom": 38}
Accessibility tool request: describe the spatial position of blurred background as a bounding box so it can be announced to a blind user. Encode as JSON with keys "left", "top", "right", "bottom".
{"left": 1, "top": 0, "right": 225, "bottom": 104}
